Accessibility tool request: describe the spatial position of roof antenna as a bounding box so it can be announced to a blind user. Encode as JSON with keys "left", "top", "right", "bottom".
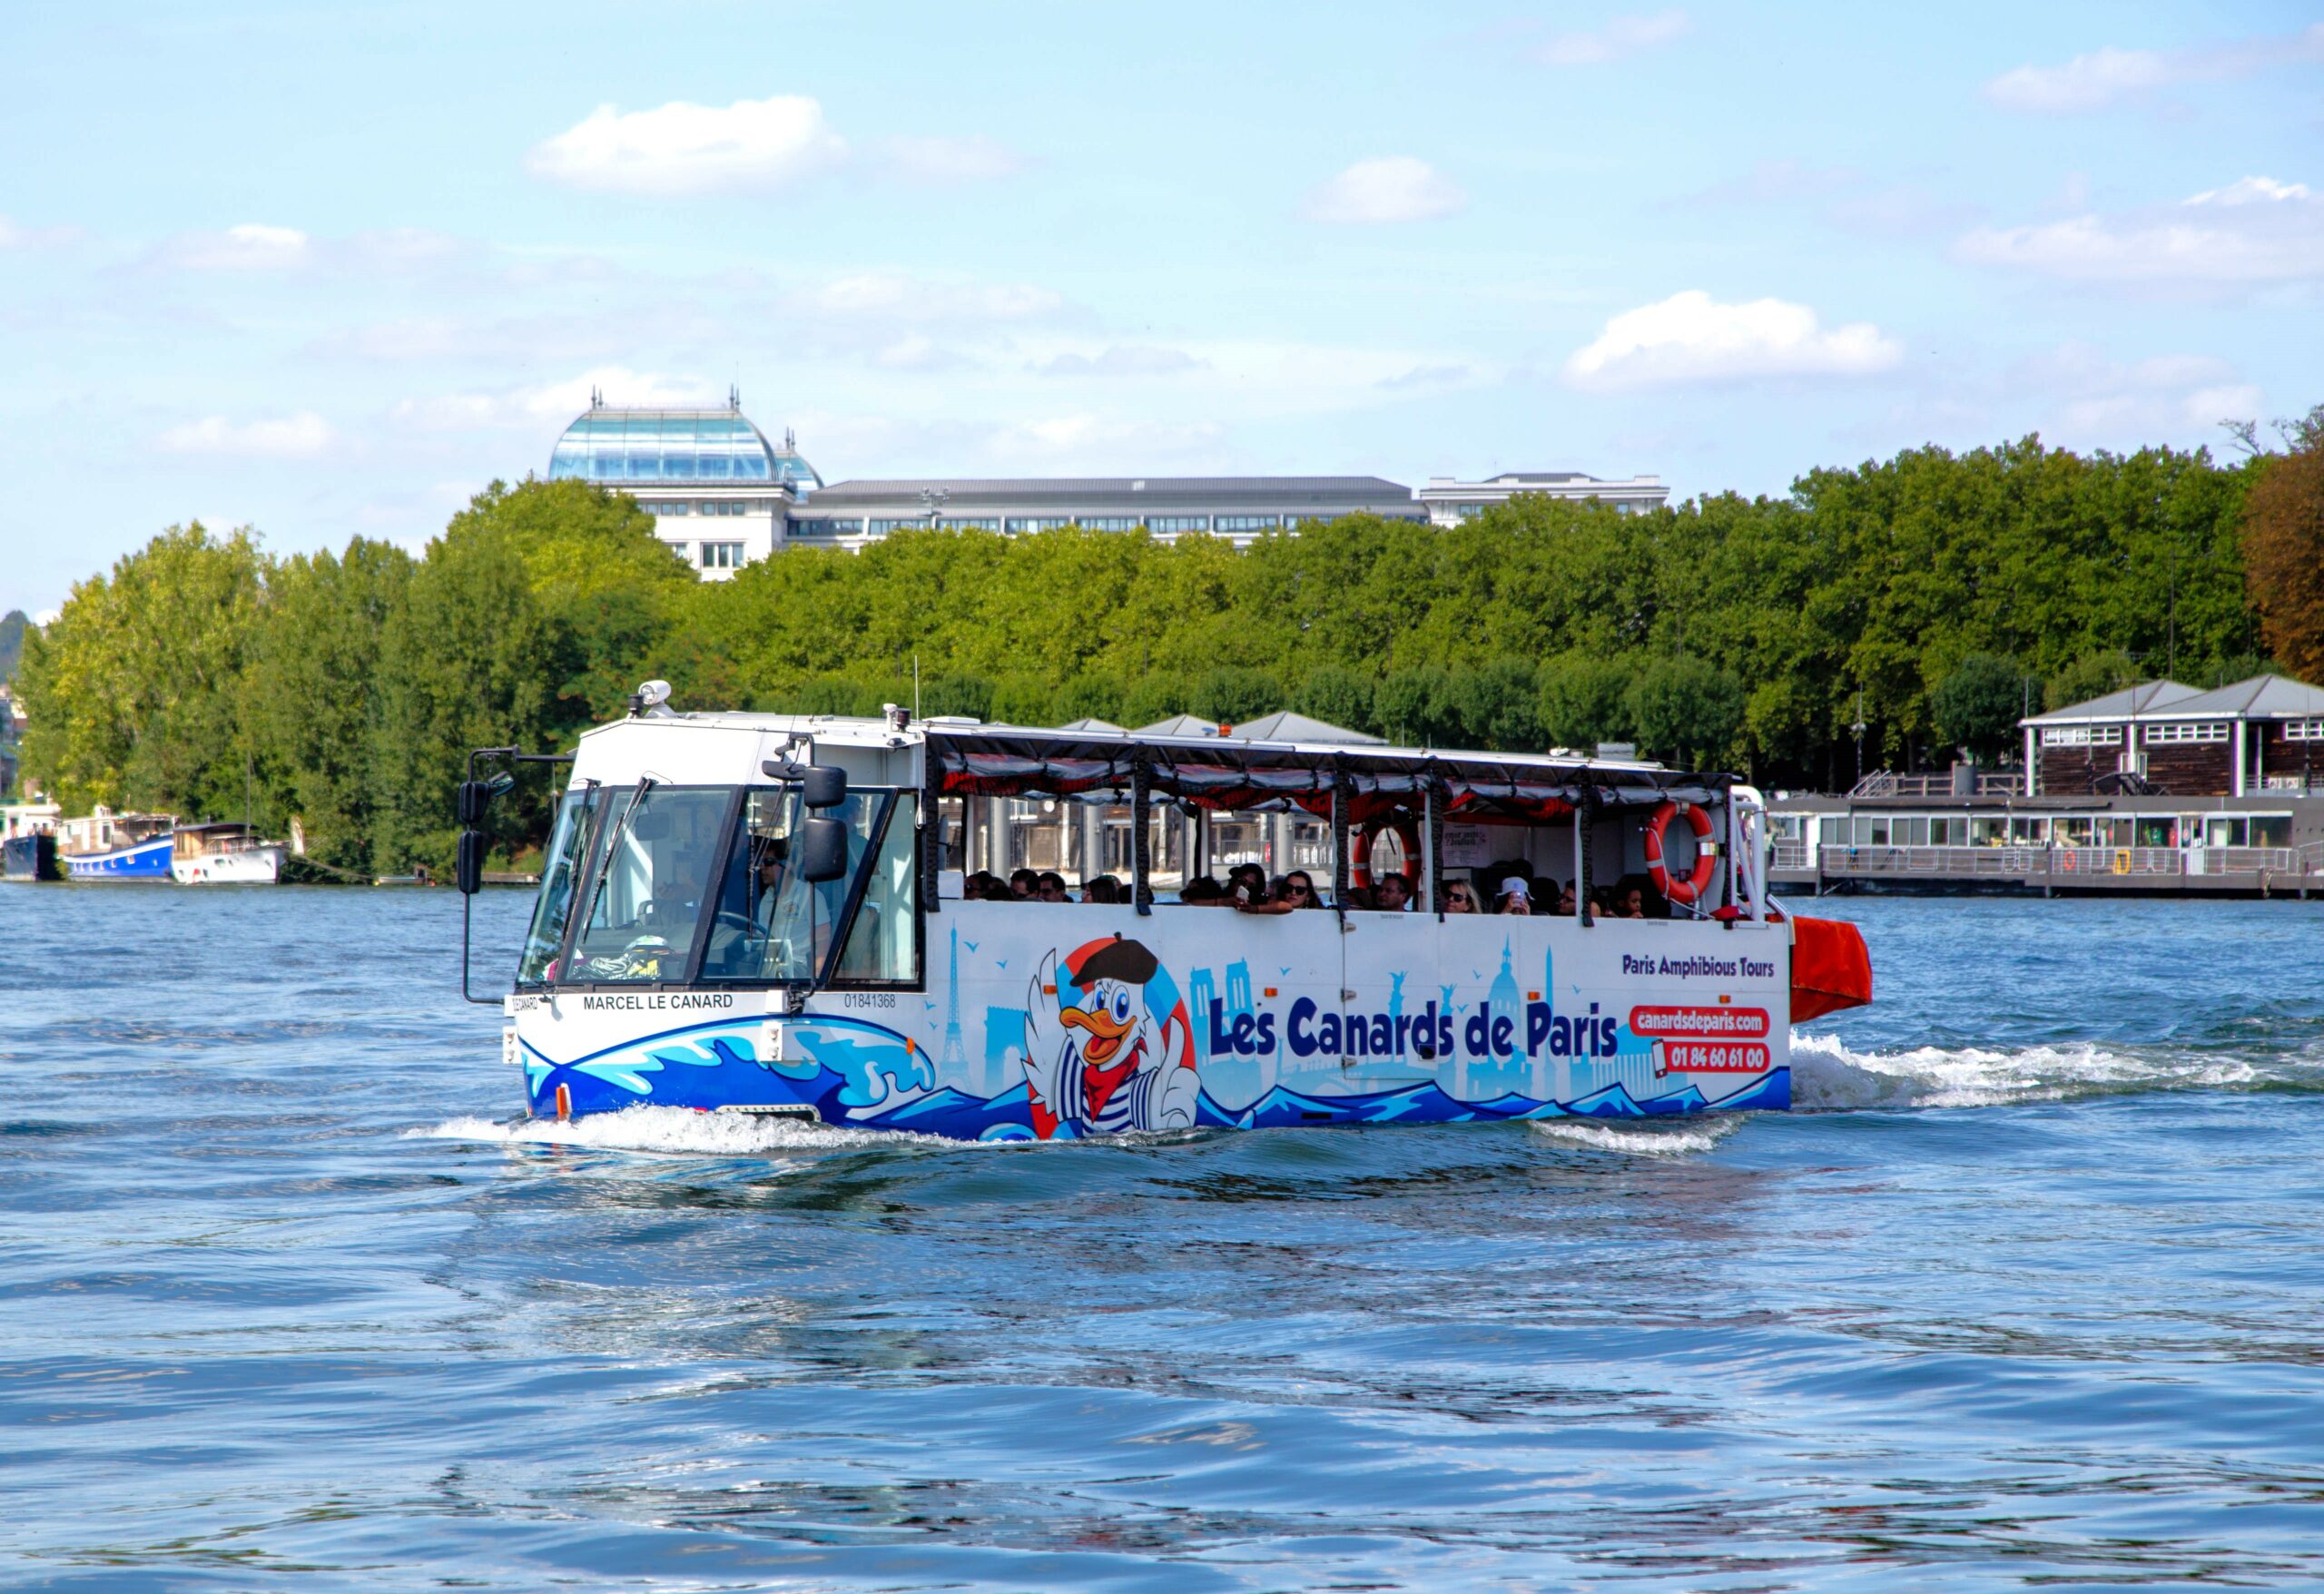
{"left": 590, "top": 385, "right": 602, "bottom": 410}
{"left": 785, "top": 427, "right": 796, "bottom": 452}
{"left": 729, "top": 383, "right": 741, "bottom": 412}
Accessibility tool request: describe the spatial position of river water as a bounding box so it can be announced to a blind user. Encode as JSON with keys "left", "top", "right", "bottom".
{"left": 5, "top": 886, "right": 2323, "bottom": 1590}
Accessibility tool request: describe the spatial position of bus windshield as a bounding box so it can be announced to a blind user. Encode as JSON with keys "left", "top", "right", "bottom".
{"left": 563, "top": 784, "right": 733, "bottom": 983}
{"left": 516, "top": 785, "right": 596, "bottom": 985}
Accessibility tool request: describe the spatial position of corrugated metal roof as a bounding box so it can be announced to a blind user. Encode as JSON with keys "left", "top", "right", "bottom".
{"left": 2020, "top": 680, "right": 2202, "bottom": 724}
{"left": 1136, "top": 713, "right": 1220, "bottom": 737}
{"left": 1226, "top": 710, "right": 1385, "bottom": 745}
{"left": 2144, "top": 674, "right": 2324, "bottom": 719}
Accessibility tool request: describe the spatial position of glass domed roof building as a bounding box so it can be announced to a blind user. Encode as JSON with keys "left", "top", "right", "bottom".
{"left": 548, "top": 398, "right": 821, "bottom": 488}
{"left": 547, "top": 391, "right": 820, "bottom": 578}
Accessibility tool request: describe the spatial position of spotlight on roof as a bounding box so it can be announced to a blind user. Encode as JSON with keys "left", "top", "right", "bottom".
{"left": 628, "top": 679, "right": 675, "bottom": 718}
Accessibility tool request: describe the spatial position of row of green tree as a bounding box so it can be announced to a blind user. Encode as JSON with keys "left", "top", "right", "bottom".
{"left": 15, "top": 420, "right": 2321, "bottom": 874}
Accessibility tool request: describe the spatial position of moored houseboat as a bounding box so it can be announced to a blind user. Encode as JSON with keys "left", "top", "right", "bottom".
{"left": 172, "top": 822, "right": 287, "bottom": 884}
{"left": 59, "top": 807, "right": 176, "bottom": 881}
{"left": 459, "top": 696, "right": 1873, "bottom": 1138}
{"left": 2, "top": 800, "right": 64, "bottom": 881}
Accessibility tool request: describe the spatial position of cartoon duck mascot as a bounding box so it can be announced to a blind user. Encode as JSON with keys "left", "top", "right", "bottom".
{"left": 1021, "top": 935, "right": 1198, "bottom": 1137}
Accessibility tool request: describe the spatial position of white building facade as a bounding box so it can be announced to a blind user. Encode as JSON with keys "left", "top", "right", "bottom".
{"left": 549, "top": 397, "right": 1667, "bottom": 577}
{"left": 1418, "top": 472, "right": 1669, "bottom": 526}
{"left": 547, "top": 393, "right": 822, "bottom": 579}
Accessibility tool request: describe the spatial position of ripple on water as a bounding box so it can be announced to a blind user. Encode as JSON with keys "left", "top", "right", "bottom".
{"left": 5, "top": 888, "right": 2324, "bottom": 1589}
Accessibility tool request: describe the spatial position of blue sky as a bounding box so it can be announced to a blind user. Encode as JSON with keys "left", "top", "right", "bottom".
{"left": 4, "top": 1, "right": 2320, "bottom": 613}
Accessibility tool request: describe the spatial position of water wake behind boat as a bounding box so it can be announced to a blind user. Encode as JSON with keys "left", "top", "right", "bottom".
{"left": 1788, "top": 1028, "right": 2318, "bottom": 1111}
{"left": 409, "top": 1106, "right": 906, "bottom": 1156}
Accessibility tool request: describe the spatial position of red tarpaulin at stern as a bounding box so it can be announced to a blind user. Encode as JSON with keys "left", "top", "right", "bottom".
{"left": 1789, "top": 916, "right": 1873, "bottom": 1023}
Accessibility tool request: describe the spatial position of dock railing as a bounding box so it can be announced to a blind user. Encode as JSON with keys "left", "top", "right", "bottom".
{"left": 1802, "top": 843, "right": 2321, "bottom": 881}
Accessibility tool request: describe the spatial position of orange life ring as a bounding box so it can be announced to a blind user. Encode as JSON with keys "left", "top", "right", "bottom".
{"left": 1644, "top": 800, "right": 1718, "bottom": 906}
{"left": 1351, "top": 820, "right": 1421, "bottom": 890}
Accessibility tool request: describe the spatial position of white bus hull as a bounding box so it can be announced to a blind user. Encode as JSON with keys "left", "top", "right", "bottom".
{"left": 508, "top": 901, "right": 1794, "bottom": 1136}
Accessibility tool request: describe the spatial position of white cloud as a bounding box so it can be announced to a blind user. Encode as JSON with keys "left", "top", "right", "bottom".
{"left": 2186, "top": 175, "right": 2312, "bottom": 207}
{"left": 1983, "top": 24, "right": 2324, "bottom": 113}
{"left": 158, "top": 412, "right": 334, "bottom": 458}
{"left": 160, "top": 222, "right": 311, "bottom": 271}
{"left": 873, "top": 134, "right": 1025, "bottom": 183}
{"left": 527, "top": 94, "right": 845, "bottom": 195}
{"left": 1036, "top": 344, "right": 1204, "bottom": 377}
{"left": 150, "top": 223, "right": 466, "bottom": 276}
{"left": 393, "top": 366, "right": 706, "bottom": 433}
{"left": 1563, "top": 290, "right": 1902, "bottom": 389}
{"left": 1982, "top": 45, "right": 2178, "bottom": 113}
{"left": 1537, "top": 10, "right": 1689, "bottom": 66}
{"left": 2013, "top": 343, "right": 2261, "bottom": 443}
{"left": 1955, "top": 178, "right": 2324, "bottom": 285}
{"left": 796, "top": 271, "right": 1064, "bottom": 322}
{"left": 0, "top": 215, "right": 80, "bottom": 250}
{"left": 1303, "top": 157, "right": 1466, "bottom": 224}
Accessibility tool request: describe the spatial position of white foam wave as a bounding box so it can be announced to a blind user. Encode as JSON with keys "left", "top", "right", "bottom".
{"left": 409, "top": 1106, "right": 911, "bottom": 1157}
{"left": 1528, "top": 1117, "right": 1741, "bottom": 1156}
{"left": 1788, "top": 1029, "right": 2264, "bottom": 1113}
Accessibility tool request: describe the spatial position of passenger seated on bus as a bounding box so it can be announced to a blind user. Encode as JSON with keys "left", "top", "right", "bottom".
{"left": 1440, "top": 879, "right": 1479, "bottom": 914}
{"left": 1373, "top": 871, "right": 1414, "bottom": 911}
{"left": 1227, "top": 862, "right": 1268, "bottom": 907}
{"left": 1494, "top": 878, "right": 1533, "bottom": 915}
{"left": 1281, "top": 870, "right": 1323, "bottom": 909}
{"left": 1009, "top": 868, "right": 1039, "bottom": 900}
{"left": 1554, "top": 880, "right": 1578, "bottom": 916}
{"left": 1035, "top": 871, "right": 1070, "bottom": 903}
{"left": 1083, "top": 874, "right": 1123, "bottom": 904}
{"left": 1606, "top": 874, "right": 1659, "bottom": 919}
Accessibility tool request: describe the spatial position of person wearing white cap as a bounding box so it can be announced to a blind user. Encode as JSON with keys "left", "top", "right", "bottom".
{"left": 1495, "top": 877, "right": 1533, "bottom": 916}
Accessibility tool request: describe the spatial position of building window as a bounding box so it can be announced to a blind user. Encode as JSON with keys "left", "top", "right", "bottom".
{"left": 2145, "top": 721, "right": 2228, "bottom": 745}
{"left": 1004, "top": 517, "right": 1076, "bottom": 533}
{"left": 1215, "top": 515, "right": 1282, "bottom": 533}
{"left": 1078, "top": 517, "right": 1142, "bottom": 531}
{"left": 1452, "top": 503, "right": 1488, "bottom": 520}
{"left": 868, "top": 518, "right": 923, "bottom": 536}
{"left": 699, "top": 542, "right": 744, "bottom": 570}
{"left": 936, "top": 517, "right": 1001, "bottom": 531}
{"left": 2285, "top": 719, "right": 2324, "bottom": 742}
{"left": 701, "top": 500, "right": 750, "bottom": 517}
{"left": 641, "top": 500, "right": 691, "bottom": 516}
{"left": 2042, "top": 725, "right": 2122, "bottom": 747}
{"left": 787, "top": 517, "right": 859, "bottom": 538}
{"left": 1146, "top": 516, "right": 1208, "bottom": 534}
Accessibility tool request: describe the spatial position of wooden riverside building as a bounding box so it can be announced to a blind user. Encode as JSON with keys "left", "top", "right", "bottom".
{"left": 1763, "top": 673, "right": 2324, "bottom": 897}
{"left": 2019, "top": 674, "right": 2324, "bottom": 799}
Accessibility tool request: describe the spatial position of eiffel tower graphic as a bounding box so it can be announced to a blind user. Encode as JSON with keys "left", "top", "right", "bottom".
{"left": 940, "top": 924, "right": 968, "bottom": 1082}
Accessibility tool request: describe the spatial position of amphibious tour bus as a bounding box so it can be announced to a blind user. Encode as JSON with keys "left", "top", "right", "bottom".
{"left": 457, "top": 688, "right": 1872, "bottom": 1139}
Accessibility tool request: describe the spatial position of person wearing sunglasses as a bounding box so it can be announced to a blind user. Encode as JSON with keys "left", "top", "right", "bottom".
{"left": 1440, "top": 881, "right": 1479, "bottom": 914}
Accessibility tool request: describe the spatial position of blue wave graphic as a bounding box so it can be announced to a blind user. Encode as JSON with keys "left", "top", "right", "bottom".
{"left": 527, "top": 1017, "right": 1787, "bottom": 1136}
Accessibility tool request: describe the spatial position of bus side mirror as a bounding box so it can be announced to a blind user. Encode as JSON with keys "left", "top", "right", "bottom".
{"left": 802, "top": 766, "right": 847, "bottom": 810}
{"left": 457, "top": 772, "right": 515, "bottom": 826}
{"left": 456, "top": 830, "right": 487, "bottom": 895}
{"left": 798, "top": 816, "right": 849, "bottom": 883}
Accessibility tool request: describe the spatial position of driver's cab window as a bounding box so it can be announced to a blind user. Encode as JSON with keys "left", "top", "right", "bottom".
{"left": 565, "top": 785, "right": 730, "bottom": 983}
{"left": 835, "top": 792, "right": 919, "bottom": 985}
{"left": 700, "top": 788, "right": 911, "bottom": 985}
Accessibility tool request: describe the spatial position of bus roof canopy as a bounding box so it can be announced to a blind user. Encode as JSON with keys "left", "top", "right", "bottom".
{"left": 924, "top": 724, "right": 1728, "bottom": 822}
